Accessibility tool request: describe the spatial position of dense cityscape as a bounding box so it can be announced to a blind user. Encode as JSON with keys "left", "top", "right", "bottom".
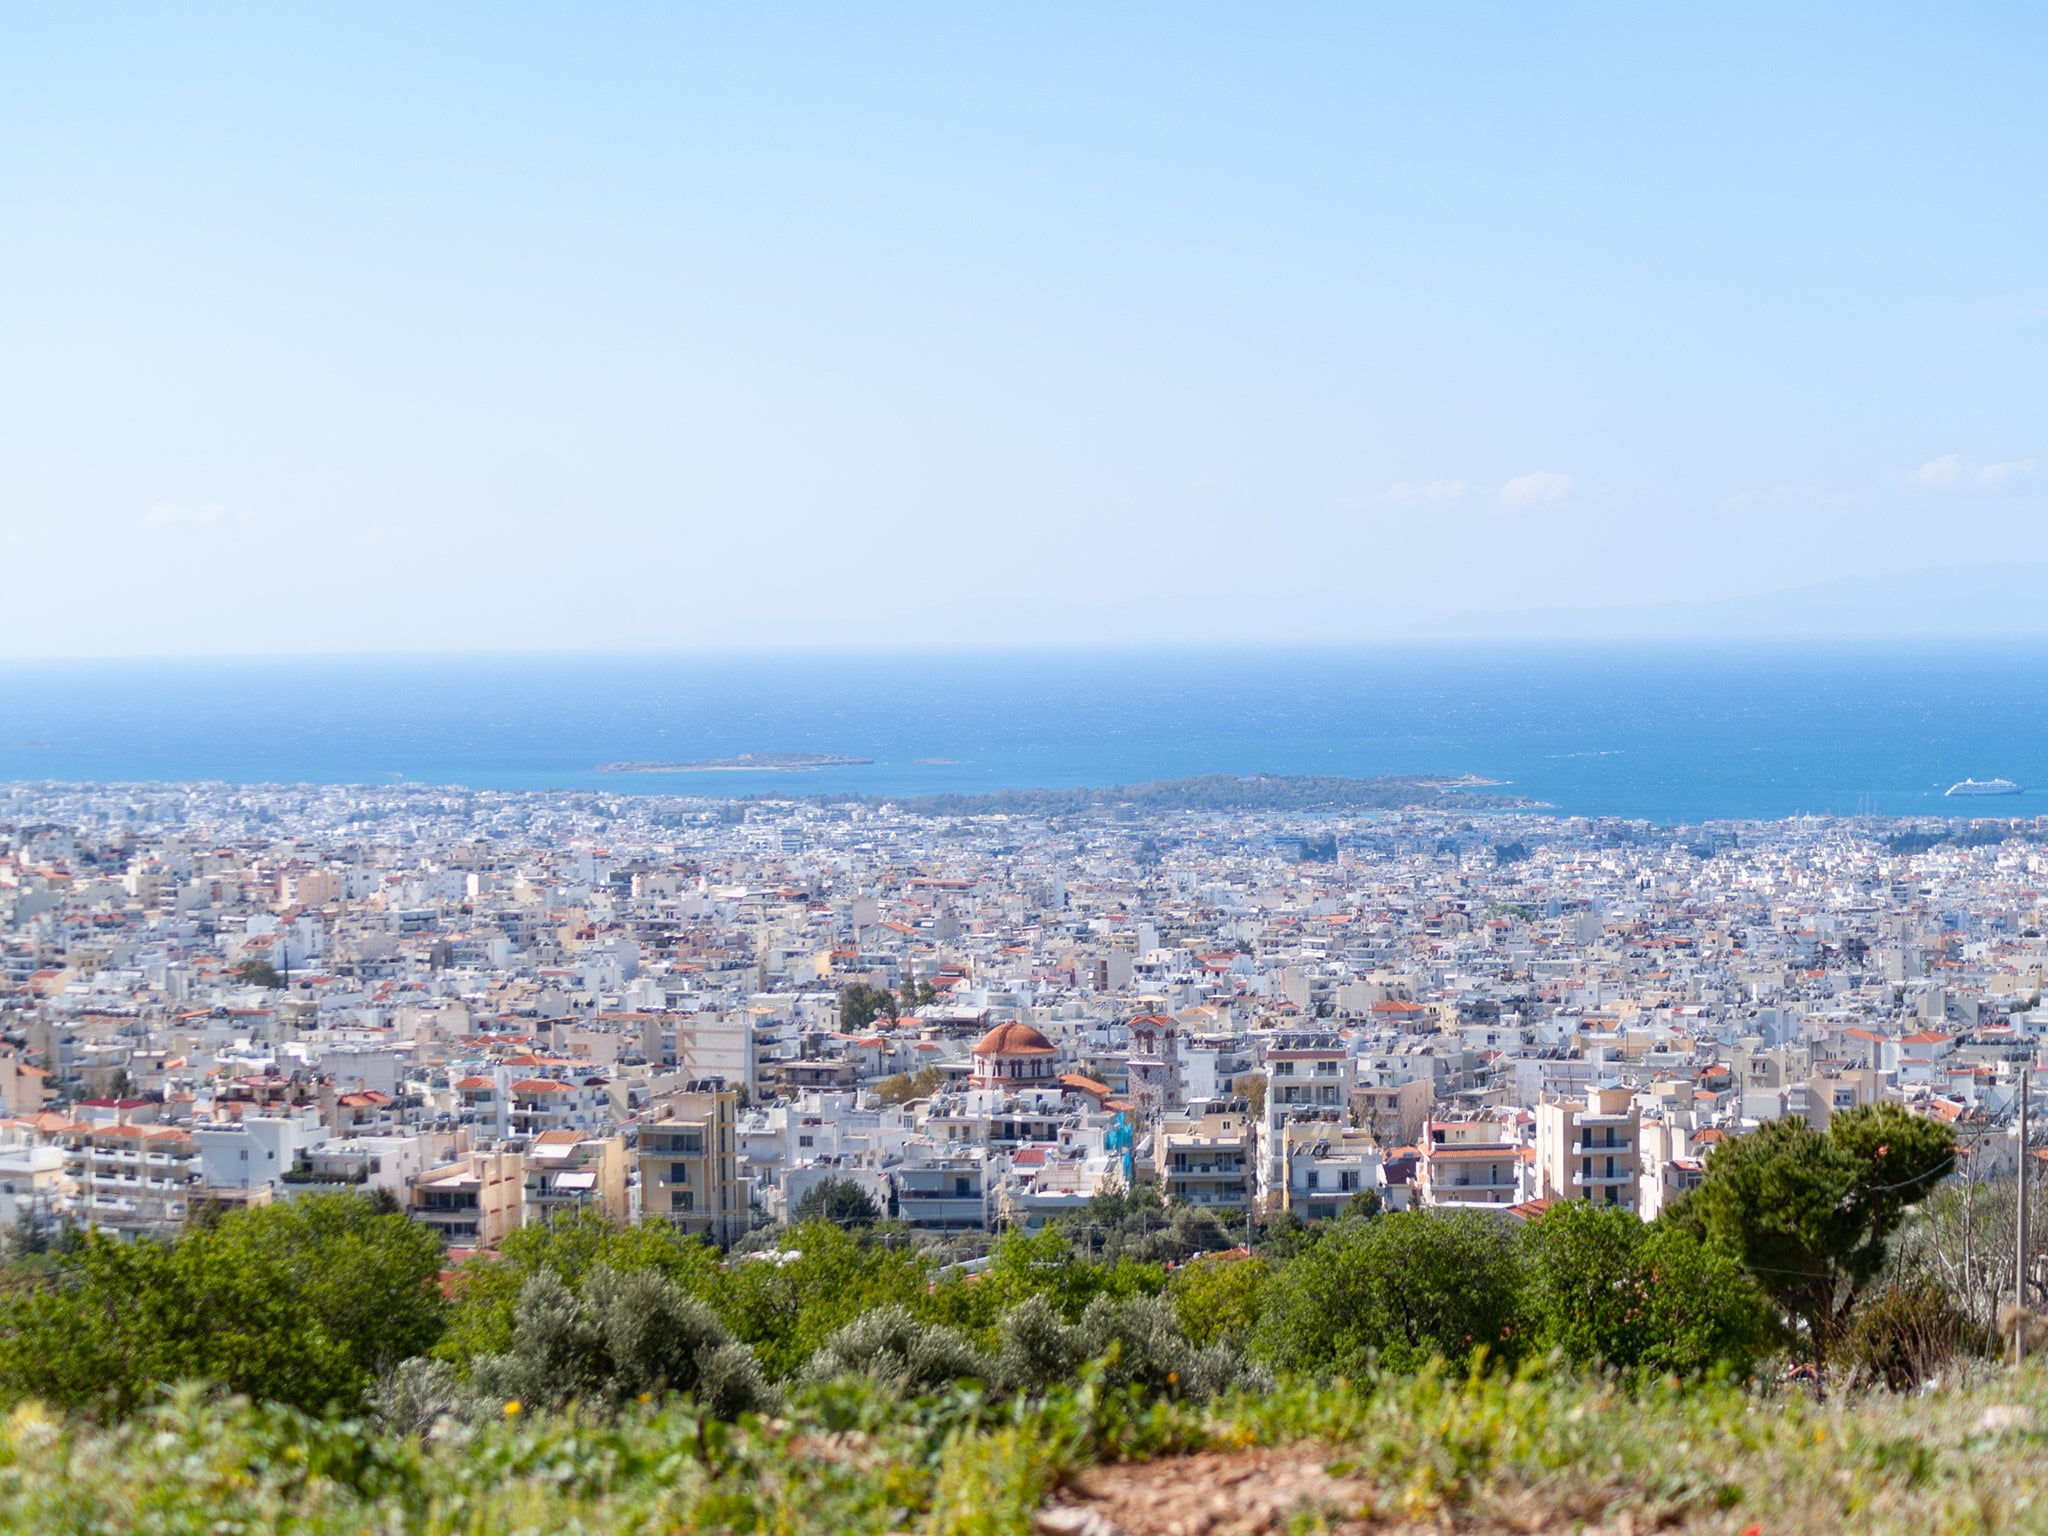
{"left": 1, "top": 776, "right": 2035, "bottom": 1255}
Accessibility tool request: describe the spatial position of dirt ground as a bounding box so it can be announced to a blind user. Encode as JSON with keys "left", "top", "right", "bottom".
{"left": 1031, "top": 1447, "right": 1680, "bottom": 1536}
{"left": 1033, "top": 1447, "right": 1377, "bottom": 1536}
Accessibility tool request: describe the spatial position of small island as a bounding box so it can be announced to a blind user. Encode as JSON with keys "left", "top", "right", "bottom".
{"left": 595, "top": 752, "right": 874, "bottom": 773}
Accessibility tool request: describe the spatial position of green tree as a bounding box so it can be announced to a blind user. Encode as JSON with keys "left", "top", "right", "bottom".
{"left": 1051, "top": 1184, "right": 1235, "bottom": 1264}
{"left": 1521, "top": 1202, "right": 1647, "bottom": 1367}
{"left": 1168, "top": 1255, "right": 1274, "bottom": 1349}
{"left": 715, "top": 1221, "right": 933, "bottom": 1378}
{"left": 1342, "top": 1187, "right": 1384, "bottom": 1221}
{"left": 1521, "top": 1202, "right": 1772, "bottom": 1376}
{"left": 792, "top": 1176, "right": 882, "bottom": 1228}
{"left": 1690, "top": 1103, "right": 1953, "bottom": 1359}
{"left": 1255, "top": 1209, "right": 1525, "bottom": 1375}
{"left": 236, "top": 959, "right": 284, "bottom": 988}
{"left": 838, "top": 984, "right": 898, "bottom": 1031}
{"left": 927, "top": 1226, "right": 1164, "bottom": 1340}
{"left": 0, "top": 1192, "right": 444, "bottom": 1418}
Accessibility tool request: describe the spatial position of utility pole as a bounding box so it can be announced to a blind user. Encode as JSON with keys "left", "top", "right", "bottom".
{"left": 2019, "top": 1065, "right": 2031, "bottom": 1367}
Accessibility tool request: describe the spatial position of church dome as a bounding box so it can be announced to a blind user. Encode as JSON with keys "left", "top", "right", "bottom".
{"left": 971, "top": 1021, "right": 1056, "bottom": 1057}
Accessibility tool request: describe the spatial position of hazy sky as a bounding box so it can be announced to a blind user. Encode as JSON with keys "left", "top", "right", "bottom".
{"left": 3, "top": 5, "right": 2044, "bottom": 655}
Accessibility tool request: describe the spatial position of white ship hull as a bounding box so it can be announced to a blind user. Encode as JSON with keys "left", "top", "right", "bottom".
{"left": 1946, "top": 778, "right": 2023, "bottom": 797}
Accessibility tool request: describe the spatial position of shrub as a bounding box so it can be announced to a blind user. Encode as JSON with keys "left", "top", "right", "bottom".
{"left": 716, "top": 1222, "right": 935, "bottom": 1378}
{"left": 469, "top": 1265, "right": 770, "bottom": 1418}
{"left": 989, "top": 1290, "right": 1263, "bottom": 1400}
{"left": 801, "top": 1304, "right": 987, "bottom": 1391}
{"left": 437, "top": 1209, "right": 722, "bottom": 1364}
{"left": 1839, "top": 1280, "right": 1981, "bottom": 1391}
{"left": 994, "top": 1294, "right": 1089, "bottom": 1393}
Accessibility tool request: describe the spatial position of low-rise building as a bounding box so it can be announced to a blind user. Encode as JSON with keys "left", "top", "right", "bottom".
{"left": 409, "top": 1147, "right": 525, "bottom": 1247}
{"left": 524, "top": 1129, "right": 630, "bottom": 1225}
{"left": 1419, "top": 1111, "right": 1526, "bottom": 1208}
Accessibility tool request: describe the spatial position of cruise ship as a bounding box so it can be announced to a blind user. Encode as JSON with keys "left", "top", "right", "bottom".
{"left": 1946, "top": 777, "right": 2024, "bottom": 797}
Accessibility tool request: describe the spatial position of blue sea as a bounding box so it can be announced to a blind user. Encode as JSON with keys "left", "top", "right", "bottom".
{"left": 0, "top": 645, "right": 2043, "bottom": 824}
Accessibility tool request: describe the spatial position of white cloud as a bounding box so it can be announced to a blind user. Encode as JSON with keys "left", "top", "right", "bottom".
{"left": 143, "top": 502, "right": 231, "bottom": 526}
{"left": 1384, "top": 479, "right": 1475, "bottom": 503}
{"left": 1497, "top": 471, "right": 1575, "bottom": 508}
{"left": 1906, "top": 453, "right": 2035, "bottom": 491}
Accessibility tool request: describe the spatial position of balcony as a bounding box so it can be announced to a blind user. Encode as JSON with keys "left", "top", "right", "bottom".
{"left": 1573, "top": 1112, "right": 1633, "bottom": 1128}
{"left": 1572, "top": 1169, "right": 1635, "bottom": 1186}
{"left": 1438, "top": 1175, "right": 1517, "bottom": 1190}
{"left": 1571, "top": 1139, "right": 1633, "bottom": 1156}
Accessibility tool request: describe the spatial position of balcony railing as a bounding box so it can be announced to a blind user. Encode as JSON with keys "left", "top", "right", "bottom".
{"left": 1572, "top": 1170, "right": 1635, "bottom": 1186}
{"left": 1571, "top": 1140, "right": 1633, "bottom": 1156}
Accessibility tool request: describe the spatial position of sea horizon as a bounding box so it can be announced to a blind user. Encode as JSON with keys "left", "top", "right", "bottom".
{"left": 3, "top": 641, "right": 2045, "bottom": 824}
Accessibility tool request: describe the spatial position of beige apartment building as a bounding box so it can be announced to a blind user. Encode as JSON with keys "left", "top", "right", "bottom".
{"left": 1635, "top": 1113, "right": 1708, "bottom": 1221}
{"left": 1537, "top": 1083, "right": 1640, "bottom": 1211}
{"left": 524, "top": 1129, "right": 629, "bottom": 1226}
{"left": 638, "top": 1081, "right": 744, "bottom": 1243}
{"left": 1153, "top": 1097, "right": 1254, "bottom": 1216}
{"left": 409, "top": 1147, "right": 526, "bottom": 1247}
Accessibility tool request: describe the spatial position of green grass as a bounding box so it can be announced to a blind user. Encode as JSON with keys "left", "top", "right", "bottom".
{"left": 7, "top": 1363, "right": 2048, "bottom": 1534}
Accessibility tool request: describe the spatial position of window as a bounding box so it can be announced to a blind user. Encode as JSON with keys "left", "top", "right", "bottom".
{"left": 1305, "top": 1170, "right": 1320, "bottom": 1191}
{"left": 671, "top": 1163, "right": 691, "bottom": 1183}
{"left": 797, "top": 1135, "right": 813, "bottom": 1148}
{"left": 671, "top": 1190, "right": 694, "bottom": 1212}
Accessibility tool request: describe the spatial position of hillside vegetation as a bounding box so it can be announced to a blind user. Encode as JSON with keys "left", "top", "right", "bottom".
{"left": 0, "top": 1100, "right": 2034, "bottom": 1532}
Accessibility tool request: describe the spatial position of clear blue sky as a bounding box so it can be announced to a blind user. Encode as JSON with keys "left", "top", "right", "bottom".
{"left": 2, "top": 5, "right": 2043, "bottom": 654}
